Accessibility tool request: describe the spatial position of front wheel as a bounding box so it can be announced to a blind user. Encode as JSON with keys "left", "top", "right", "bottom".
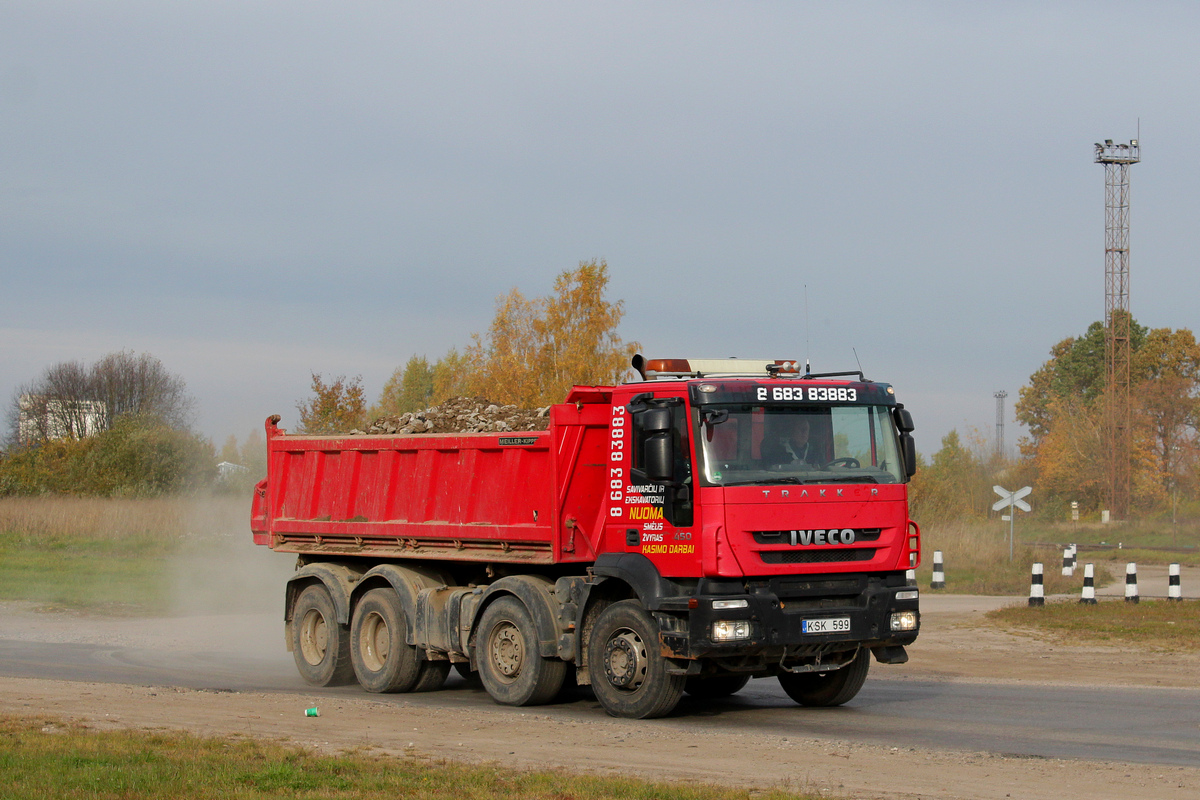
{"left": 476, "top": 596, "right": 566, "bottom": 706}
{"left": 292, "top": 584, "right": 354, "bottom": 687}
{"left": 588, "top": 600, "right": 685, "bottom": 719}
{"left": 778, "top": 648, "right": 870, "bottom": 707}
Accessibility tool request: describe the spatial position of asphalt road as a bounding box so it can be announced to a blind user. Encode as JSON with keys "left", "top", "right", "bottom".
{"left": 2, "top": 633, "right": 1197, "bottom": 768}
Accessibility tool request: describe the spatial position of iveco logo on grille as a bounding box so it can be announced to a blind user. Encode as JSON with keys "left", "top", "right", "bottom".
{"left": 787, "top": 529, "right": 856, "bottom": 546}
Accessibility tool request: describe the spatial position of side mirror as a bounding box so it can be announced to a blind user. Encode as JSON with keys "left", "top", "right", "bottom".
{"left": 893, "top": 405, "right": 914, "bottom": 433}
{"left": 640, "top": 407, "right": 674, "bottom": 482}
{"left": 900, "top": 432, "right": 917, "bottom": 478}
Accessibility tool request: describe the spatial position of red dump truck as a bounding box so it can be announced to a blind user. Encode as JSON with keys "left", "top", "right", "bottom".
{"left": 252, "top": 356, "right": 920, "bottom": 718}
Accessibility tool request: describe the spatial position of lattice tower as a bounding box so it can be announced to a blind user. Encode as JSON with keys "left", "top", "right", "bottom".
{"left": 1094, "top": 138, "right": 1140, "bottom": 520}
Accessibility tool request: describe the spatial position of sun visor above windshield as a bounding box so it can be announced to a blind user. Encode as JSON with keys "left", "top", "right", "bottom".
{"left": 688, "top": 381, "right": 896, "bottom": 407}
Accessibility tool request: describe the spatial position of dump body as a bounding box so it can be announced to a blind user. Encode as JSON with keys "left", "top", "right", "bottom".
{"left": 253, "top": 365, "right": 922, "bottom": 719}
{"left": 252, "top": 393, "right": 615, "bottom": 565}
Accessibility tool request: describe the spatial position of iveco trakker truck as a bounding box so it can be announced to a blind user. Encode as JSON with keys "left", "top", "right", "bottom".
{"left": 252, "top": 356, "right": 920, "bottom": 718}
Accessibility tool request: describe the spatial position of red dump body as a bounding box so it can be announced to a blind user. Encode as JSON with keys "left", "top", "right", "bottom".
{"left": 251, "top": 390, "right": 615, "bottom": 566}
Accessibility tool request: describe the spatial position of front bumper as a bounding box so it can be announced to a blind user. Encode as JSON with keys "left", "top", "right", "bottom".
{"left": 656, "top": 572, "right": 919, "bottom": 662}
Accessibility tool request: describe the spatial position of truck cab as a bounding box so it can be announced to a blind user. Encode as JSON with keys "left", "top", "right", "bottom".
{"left": 581, "top": 357, "right": 920, "bottom": 711}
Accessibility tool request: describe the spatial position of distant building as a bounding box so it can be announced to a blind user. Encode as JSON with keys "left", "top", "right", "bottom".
{"left": 217, "top": 461, "right": 250, "bottom": 481}
{"left": 17, "top": 394, "right": 106, "bottom": 445}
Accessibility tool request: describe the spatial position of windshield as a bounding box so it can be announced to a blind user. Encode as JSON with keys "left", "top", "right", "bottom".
{"left": 697, "top": 403, "right": 904, "bottom": 485}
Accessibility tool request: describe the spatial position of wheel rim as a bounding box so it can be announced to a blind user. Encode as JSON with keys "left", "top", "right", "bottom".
{"left": 488, "top": 620, "right": 524, "bottom": 682}
{"left": 299, "top": 608, "right": 328, "bottom": 666}
{"left": 604, "top": 628, "right": 647, "bottom": 691}
{"left": 359, "top": 610, "right": 390, "bottom": 673}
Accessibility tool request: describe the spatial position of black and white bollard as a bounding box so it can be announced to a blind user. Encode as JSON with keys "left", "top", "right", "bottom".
{"left": 1061, "top": 547, "right": 1074, "bottom": 577}
{"left": 1069, "top": 543, "right": 1077, "bottom": 571}
{"left": 931, "top": 550, "right": 945, "bottom": 589}
{"left": 1169, "top": 563, "right": 1182, "bottom": 601}
{"left": 1124, "top": 562, "right": 1139, "bottom": 604}
{"left": 906, "top": 568, "right": 916, "bottom": 587}
{"left": 1028, "top": 562, "right": 1045, "bottom": 607}
{"left": 1079, "top": 563, "right": 1097, "bottom": 604}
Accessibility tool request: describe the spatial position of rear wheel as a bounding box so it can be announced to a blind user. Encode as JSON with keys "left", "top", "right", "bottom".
{"left": 292, "top": 584, "right": 354, "bottom": 686}
{"left": 778, "top": 649, "right": 870, "bottom": 707}
{"left": 350, "top": 588, "right": 423, "bottom": 693}
{"left": 411, "top": 660, "right": 451, "bottom": 692}
{"left": 588, "top": 600, "right": 684, "bottom": 719}
{"left": 477, "top": 596, "right": 566, "bottom": 706}
{"left": 684, "top": 674, "right": 750, "bottom": 699}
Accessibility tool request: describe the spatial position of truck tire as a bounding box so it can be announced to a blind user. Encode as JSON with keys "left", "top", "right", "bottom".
{"left": 350, "top": 588, "right": 423, "bottom": 693}
{"left": 292, "top": 584, "right": 354, "bottom": 686}
{"left": 778, "top": 648, "right": 870, "bottom": 707}
{"left": 411, "top": 660, "right": 451, "bottom": 692}
{"left": 476, "top": 596, "right": 566, "bottom": 706}
{"left": 684, "top": 674, "right": 750, "bottom": 699}
{"left": 588, "top": 600, "right": 685, "bottom": 719}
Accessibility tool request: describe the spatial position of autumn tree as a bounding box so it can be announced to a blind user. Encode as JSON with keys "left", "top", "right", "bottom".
{"left": 296, "top": 373, "right": 367, "bottom": 434}
{"left": 1133, "top": 327, "right": 1200, "bottom": 497}
{"left": 460, "top": 260, "right": 639, "bottom": 406}
{"left": 908, "top": 430, "right": 993, "bottom": 520}
{"left": 10, "top": 351, "right": 195, "bottom": 446}
{"left": 1015, "top": 317, "right": 1200, "bottom": 513}
{"left": 375, "top": 356, "right": 436, "bottom": 417}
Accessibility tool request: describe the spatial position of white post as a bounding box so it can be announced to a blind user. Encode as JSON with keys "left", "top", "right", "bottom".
{"left": 1079, "top": 563, "right": 1096, "bottom": 604}
{"left": 1028, "top": 563, "right": 1045, "bottom": 607}
{"left": 1124, "top": 562, "right": 1139, "bottom": 604}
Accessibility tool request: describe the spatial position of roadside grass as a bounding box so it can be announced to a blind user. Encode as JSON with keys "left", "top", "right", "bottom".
{"left": 0, "top": 715, "right": 813, "bottom": 800}
{"left": 913, "top": 519, "right": 1115, "bottom": 595}
{"left": 0, "top": 495, "right": 252, "bottom": 614}
{"left": 1017, "top": 519, "right": 1200, "bottom": 566}
{"left": 985, "top": 598, "right": 1200, "bottom": 651}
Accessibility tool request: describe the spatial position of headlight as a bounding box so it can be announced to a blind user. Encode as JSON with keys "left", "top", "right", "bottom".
{"left": 711, "top": 620, "right": 752, "bottom": 641}
{"left": 890, "top": 611, "right": 918, "bottom": 632}
{"left": 895, "top": 590, "right": 919, "bottom": 601}
{"left": 711, "top": 598, "right": 749, "bottom": 610}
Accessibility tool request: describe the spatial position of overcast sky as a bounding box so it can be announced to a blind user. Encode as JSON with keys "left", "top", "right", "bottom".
{"left": 3, "top": 2, "right": 1196, "bottom": 455}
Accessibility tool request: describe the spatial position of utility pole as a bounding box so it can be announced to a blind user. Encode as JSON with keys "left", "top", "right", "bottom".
{"left": 993, "top": 390, "right": 1007, "bottom": 459}
{"left": 1095, "top": 137, "right": 1140, "bottom": 520}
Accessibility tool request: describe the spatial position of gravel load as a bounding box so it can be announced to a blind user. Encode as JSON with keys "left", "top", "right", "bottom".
{"left": 354, "top": 396, "right": 551, "bottom": 435}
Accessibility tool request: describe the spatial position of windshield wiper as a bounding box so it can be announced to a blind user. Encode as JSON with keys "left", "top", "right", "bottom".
{"left": 801, "top": 475, "right": 879, "bottom": 485}
{"left": 718, "top": 477, "right": 803, "bottom": 486}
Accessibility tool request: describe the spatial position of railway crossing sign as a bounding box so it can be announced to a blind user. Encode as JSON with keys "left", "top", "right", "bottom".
{"left": 993, "top": 485, "right": 1032, "bottom": 513}
{"left": 993, "top": 485, "right": 1032, "bottom": 561}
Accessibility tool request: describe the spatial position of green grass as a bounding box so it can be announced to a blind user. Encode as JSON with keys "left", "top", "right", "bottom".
{"left": 986, "top": 598, "right": 1200, "bottom": 651}
{"left": 0, "top": 716, "right": 815, "bottom": 800}
{"left": 0, "top": 495, "right": 254, "bottom": 614}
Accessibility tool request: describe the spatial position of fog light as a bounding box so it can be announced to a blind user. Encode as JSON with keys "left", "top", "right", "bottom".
{"left": 712, "top": 598, "right": 749, "bottom": 610}
{"left": 895, "top": 589, "right": 919, "bottom": 601}
{"left": 890, "top": 611, "right": 918, "bottom": 632}
{"left": 711, "top": 620, "right": 751, "bottom": 641}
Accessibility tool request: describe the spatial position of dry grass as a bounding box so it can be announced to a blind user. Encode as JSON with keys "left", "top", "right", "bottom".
{"left": 913, "top": 519, "right": 1115, "bottom": 595}
{"left": 986, "top": 598, "right": 1200, "bottom": 651}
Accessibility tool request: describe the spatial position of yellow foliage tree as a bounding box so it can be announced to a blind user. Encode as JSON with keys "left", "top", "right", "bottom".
{"left": 296, "top": 373, "right": 366, "bottom": 434}
{"left": 461, "top": 260, "right": 639, "bottom": 406}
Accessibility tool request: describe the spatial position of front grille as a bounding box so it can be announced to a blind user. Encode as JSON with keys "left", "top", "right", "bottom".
{"left": 752, "top": 528, "right": 882, "bottom": 545}
{"left": 760, "top": 548, "right": 877, "bottom": 564}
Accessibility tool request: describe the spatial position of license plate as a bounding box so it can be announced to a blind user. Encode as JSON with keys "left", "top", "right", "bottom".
{"left": 802, "top": 617, "right": 850, "bottom": 634}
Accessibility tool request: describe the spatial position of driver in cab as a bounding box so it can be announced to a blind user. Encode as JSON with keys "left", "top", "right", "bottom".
{"left": 761, "top": 414, "right": 821, "bottom": 467}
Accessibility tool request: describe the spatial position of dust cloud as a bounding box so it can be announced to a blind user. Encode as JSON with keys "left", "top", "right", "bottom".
{"left": 164, "top": 494, "right": 296, "bottom": 660}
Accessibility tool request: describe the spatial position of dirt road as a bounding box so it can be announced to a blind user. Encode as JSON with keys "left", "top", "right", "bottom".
{"left": 2, "top": 593, "right": 1198, "bottom": 800}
